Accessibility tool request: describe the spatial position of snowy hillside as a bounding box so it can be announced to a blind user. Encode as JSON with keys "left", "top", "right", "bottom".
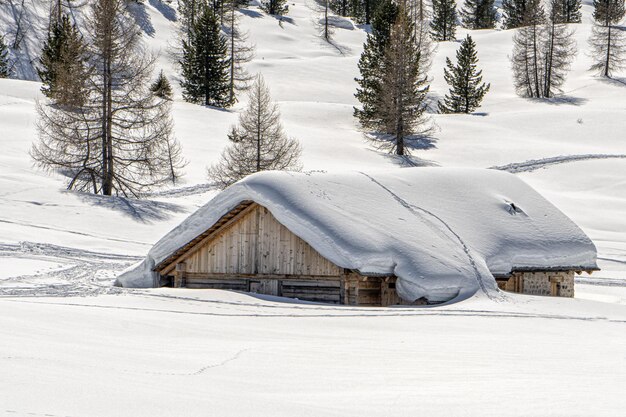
{"left": 0, "top": 0, "right": 624, "bottom": 277}
{"left": 1, "top": 0, "right": 625, "bottom": 415}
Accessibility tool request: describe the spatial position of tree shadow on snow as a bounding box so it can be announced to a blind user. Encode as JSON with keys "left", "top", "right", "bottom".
{"left": 76, "top": 193, "right": 186, "bottom": 223}
{"left": 128, "top": 1, "right": 156, "bottom": 37}
{"left": 540, "top": 95, "right": 588, "bottom": 106}
{"left": 239, "top": 8, "right": 264, "bottom": 19}
{"left": 149, "top": 0, "right": 177, "bottom": 22}
{"left": 327, "top": 15, "right": 355, "bottom": 30}
{"left": 600, "top": 76, "right": 626, "bottom": 88}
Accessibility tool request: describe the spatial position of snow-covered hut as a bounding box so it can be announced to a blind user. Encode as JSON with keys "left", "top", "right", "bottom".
{"left": 117, "top": 169, "right": 599, "bottom": 305}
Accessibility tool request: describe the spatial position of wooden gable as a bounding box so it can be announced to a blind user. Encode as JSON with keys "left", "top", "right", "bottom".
{"left": 159, "top": 203, "right": 343, "bottom": 278}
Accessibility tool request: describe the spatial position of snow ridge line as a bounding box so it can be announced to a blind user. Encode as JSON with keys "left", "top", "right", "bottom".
{"left": 489, "top": 154, "right": 626, "bottom": 173}
{"left": 358, "top": 172, "right": 499, "bottom": 301}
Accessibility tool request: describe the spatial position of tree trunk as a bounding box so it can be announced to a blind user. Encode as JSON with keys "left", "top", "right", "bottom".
{"left": 605, "top": 24, "right": 612, "bottom": 77}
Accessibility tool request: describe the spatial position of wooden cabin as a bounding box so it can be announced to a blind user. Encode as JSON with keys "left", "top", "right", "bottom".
{"left": 154, "top": 201, "right": 423, "bottom": 306}
{"left": 121, "top": 169, "right": 599, "bottom": 305}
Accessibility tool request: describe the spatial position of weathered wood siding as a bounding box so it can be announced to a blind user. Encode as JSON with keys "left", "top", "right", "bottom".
{"left": 184, "top": 205, "right": 342, "bottom": 277}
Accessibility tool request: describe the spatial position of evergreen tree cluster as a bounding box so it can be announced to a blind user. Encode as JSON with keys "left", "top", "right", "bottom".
{"left": 260, "top": 0, "right": 289, "bottom": 15}
{"left": 430, "top": 0, "right": 457, "bottom": 41}
{"left": 178, "top": 0, "right": 253, "bottom": 107}
{"left": 329, "top": 0, "right": 378, "bottom": 24}
{"left": 180, "top": 2, "right": 232, "bottom": 107}
{"left": 460, "top": 0, "right": 497, "bottom": 29}
{"left": 504, "top": 0, "right": 581, "bottom": 28}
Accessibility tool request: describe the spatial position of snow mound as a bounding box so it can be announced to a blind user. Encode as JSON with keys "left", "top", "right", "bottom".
{"left": 117, "top": 168, "right": 598, "bottom": 303}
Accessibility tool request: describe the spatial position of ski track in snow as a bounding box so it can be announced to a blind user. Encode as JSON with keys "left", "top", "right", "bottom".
{"left": 489, "top": 154, "right": 626, "bottom": 173}
{"left": 6, "top": 298, "right": 625, "bottom": 323}
{"left": 0, "top": 242, "right": 141, "bottom": 297}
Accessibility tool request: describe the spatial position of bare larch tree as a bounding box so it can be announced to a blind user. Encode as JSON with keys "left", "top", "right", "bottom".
{"left": 376, "top": 6, "right": 432, "bottom": 155}
{"left": 207, "top": 74, "right": 302, "bottom": 189}
{"left": 589, "top": 0, "right": 626, "bottom": 77}
{"left": 32, "top": 0, "right": 185, "bottom": 197}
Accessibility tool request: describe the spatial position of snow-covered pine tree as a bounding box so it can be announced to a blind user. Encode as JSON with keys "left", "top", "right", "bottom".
{"left": 261, "top": 0, "right": 289, "bottom": 15}
{"left": 589, "top": 0, "right": 626, "bottom": 77}
{"left": 207, "top": 74, "right": 302, "bottom": 189}
{"left": 542, "top": 0, "right": 576, "bottom": 97}
{"left": 502, "top": 0, "right": 527, "bottom": 29}
{"left": 38, "top": 14, "right": 89, "bottom": 107}
{"left": 460, "top": 0, "right": 497, "bottom": 29}
{"left": 430, "top": 0, "right": 457, "bottom": 41}
{"left": 180, "top": 3, "right": 232, "bottom": 107}
{"left": 559, "top": 0, "right": 582, "bottom": 23}
{"left": 224, "top": 0, "right": 254, "bottom": 104}
{"left": 376, "top": 6, "right": 432, "bottom": 155}
{"left": 0, "top": 34, "right": 9, "bottom": 78}
{"left": 354, "top": 0, "right": 399, "bottom": 130}
{"left": 511, "top": 0, "right": 546, "bottom": 97}
{"left": 32, "top": 0, "right": 185, "bottom": 196}
{"left": 438, "top": 35, "right": 490, "bottom": 113}
{"left": 151, "top": 70, "right": 174, "bottom": 100}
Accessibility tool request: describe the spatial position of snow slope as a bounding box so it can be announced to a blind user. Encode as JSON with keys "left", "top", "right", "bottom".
{"left": 0, "top": 1, "right": 625, "bottom": 415}
{"left": 0, "top": 0, "right": 623, "bottom": 275}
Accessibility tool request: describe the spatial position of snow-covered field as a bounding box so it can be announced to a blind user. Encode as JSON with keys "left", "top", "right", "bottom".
{"left": 1, "top": 0, "right": 625, "bottom": 415}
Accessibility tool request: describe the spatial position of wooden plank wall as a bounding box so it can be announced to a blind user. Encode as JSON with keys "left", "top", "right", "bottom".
{"left": 184, "top": 205, "right": 342, "bottom": 277}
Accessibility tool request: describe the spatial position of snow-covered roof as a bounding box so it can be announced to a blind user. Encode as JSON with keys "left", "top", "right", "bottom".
{"left": 117, "top": 168, "right": 598, "bottom": 302}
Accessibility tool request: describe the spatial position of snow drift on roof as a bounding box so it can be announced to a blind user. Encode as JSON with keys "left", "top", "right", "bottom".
{"left": 117, "top": 168, "right": 598, "bottom": 303}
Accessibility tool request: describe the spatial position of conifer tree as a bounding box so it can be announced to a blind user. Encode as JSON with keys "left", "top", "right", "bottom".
{"left": 0, "top": 34, "right": 9, "bottom": 78}
{"left": 430, "top": 0, "right": 457, "bottom": 41}
{"left": 354, "top": 0, "right": 399, "bottom": 129}
{"left": 543, "top": 0, "right": 576, "bottom": 97}
{"left": 502, "top": 0, "right": 527, "bottom": 29}
{"left": 178, "top": 0, "right": 205, "bottom": 41}
{"left": 460, "top": 0, "right": 497, "bottom": 29}
{"left": 261, "top": 0, "right": 289, "bottom": 15}
{"left": 224, "top": 0, "right": 254, "bottom": 103}
{"left": 207, "top": 74, "right": 302, "bottom": 189}
{"left": 559, "top": 0, "right": 582, "bottom": 23}
{"left": 511, "top": 0, "right": 576, "bottom": 97}
{"left": 408, "top": 0, "right": 436, "bottom": 78}
{"left": 150, "top": 70, "right": 173, "bottom": 100}
{"left": 180, "top": 3, "right": 232, "bottom": 107}
{"left": 379, "top": 7, "right": 432, "bottom": 155}
{"left": 32, "top": 0, "right": 184, "bottom": 196}
{"left": 589, "top": 0, "right": 626, "bottom": 77}
{"left": 439, "top": 35, "right": 490, "bottom": 113}
{"left": 511, "top": 0, "right": 546, "bottom": 97}
{"left": 38, "top": 14, "right": 89, "bottom": 107}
